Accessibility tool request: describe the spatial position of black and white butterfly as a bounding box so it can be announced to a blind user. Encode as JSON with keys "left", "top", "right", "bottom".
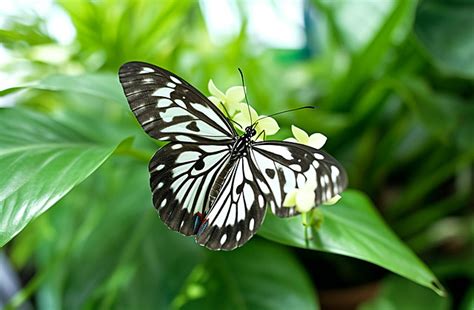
{"left": 119, "top": 61, "right": 347, "bottom": 250}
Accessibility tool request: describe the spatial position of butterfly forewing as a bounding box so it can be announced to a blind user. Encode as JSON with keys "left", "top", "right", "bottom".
{"left": 196, "top": 156, "right": 266, "bottom": 250}
{"left": 250, "top": 141, "right": 347, "bottom": 217}
{"left": 150, "top": 142, "right": 232, "bottom": 235}
{"left": 119, "top": 62, "right": 236, "bottom": 143}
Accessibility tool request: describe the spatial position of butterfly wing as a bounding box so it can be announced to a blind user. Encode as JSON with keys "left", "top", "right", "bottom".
{"left": 119, "top": 61, "right": 236, "bottom": 143}
{"left": 150, "top": 142, "right": 232, "bottom": 235}
{"left": 195, "top": 155, "right": 266, "bottom": 250}
{"left": 250, "top": 141, "right": 347, "bottom": 217}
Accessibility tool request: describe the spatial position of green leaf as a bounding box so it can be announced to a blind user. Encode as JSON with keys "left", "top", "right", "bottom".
{"left": 0, "top": 108, "right": 120, "bottom": 247}
{"left": 178, "top": 238, "right": 318, "bottom": 310}
{"left": 0, "top": 73, "right": 124, "bottom": 103}
{"left": 359, "top": 275, "right": 450, "bottom": 310}
{"left": 415, "top": 1, "right": 474, "bottom": 78}
{"left": 258, "top": 189, "right": 444, "bottom": 296}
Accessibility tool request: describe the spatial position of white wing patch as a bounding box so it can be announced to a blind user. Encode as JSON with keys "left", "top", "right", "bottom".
{"left": 250, "top": 142, "right": 347, "bottom": 217}
{"left": 149, "top": 143, "right": 232, "bottom": 236}
{"left": 196, "top": 156, "right": 266, "bottom": 250}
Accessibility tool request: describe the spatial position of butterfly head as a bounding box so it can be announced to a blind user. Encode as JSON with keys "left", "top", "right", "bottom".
{"left": 245, "top": 126, "right": 257, "bottom": 138}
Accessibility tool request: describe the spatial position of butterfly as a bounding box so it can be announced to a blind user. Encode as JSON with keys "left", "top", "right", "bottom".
{"left": 119, "top": 61, "right": 347, "bottom": 250}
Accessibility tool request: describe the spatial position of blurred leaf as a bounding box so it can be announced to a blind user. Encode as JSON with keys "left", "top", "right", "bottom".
{"left": 259, "top": 190, "right": 444, "bottom": 295}
{"left": 460, "top": 285, "right": 474, "bottom": 310}
{"left": 359, "top": 275, "right": 450, "bottom": 310}
{"left": 179, "top": 239, "right": 318, "bottom": 310}
{"left": 325, "top": 0, "right": 417, "bottom": 109}
{"left": 0, "top": 108, "right": 120, "bottom": 247}
{"left": 415, "top": 0, "right": 474, "bottom": 78}
{"left": 0, "top": 73, "right": 124, "bottom": 104}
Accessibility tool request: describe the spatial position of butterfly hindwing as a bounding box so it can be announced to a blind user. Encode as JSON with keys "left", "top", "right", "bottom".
{"left": 250, "top": 141, "right": 348, "bottom": 217}
{"left": 119, "top": 62, "right": 236, "bottom": 143}
{"left": 195, "top": 155, "right": 266, "bottom": 250}
{"left": 149, "top": 142, "right": 232, "bottom": 235}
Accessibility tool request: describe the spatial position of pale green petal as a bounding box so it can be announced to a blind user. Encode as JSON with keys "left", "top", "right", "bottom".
{"left": 323, "top": 194, "right": 341, "bottom": 205}
{"left": 225, "top": 86, "right": 245, "bottom": 104}
{"left": 295, "top": 189, "right": 315, "bottom": 213}
{"left": 257, "top": 117, "right": 279, "bottom": 136}
{"left": 284, "top": 137, "right": 298, "bottom": 143}
{"left": 291, "top": 125, "right": 309, "bottom": 144}
{"left": 308, "top": 133, "right": 327, "bottom": 149}
{"left": 283, "top": 189, "right": 297, "bottom": 207}
{"left": 233, "top": 103, "right": 258, "bottom": 129}
{"left": 208, "top": 79, "right": 226, "bottom": 101}
{"left": 208, "top": 96, "right": 221, "bottom": 106}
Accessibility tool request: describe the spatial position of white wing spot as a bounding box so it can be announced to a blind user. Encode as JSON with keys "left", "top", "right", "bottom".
{"left": 160, "top": 199, "right": 167, "bottom": 208}
{"left": 156, "top": 164, "right": 165, "bottom": 171}
{"left": 143, "top": 78, "right": 154, "bottom": 84}
{"left": 157, "top": 182, "right": 164, "bottom": 189}
{"left": 139, "top": 67, "right": 154, "bottom": 74}
{"left": 170, "top": 76, "right": 182, "bottom": 84}
{"left": 249, "top": 218, "right": 255, "bottom": 230}
{"left": 312, "top": 160, "right": 320, "bottom": 169}
{"left": 175, "top": 135, "right": 196, "bottom": 142}
{"left": 167, "top": 82, "right": 176, "bottom": 88}
{"left": 314, "top": 153, "right": 324, "bottom": 160}
{"left": 331, "top": 165, "right": 340, "bottom": 181}
{"left": 171, "top": 144, "right": 183, "bottom": 150}
{"left": 174, "top": 99, "right": 186, "bottom": 108}
{"left": 157, "top": 98, "right": 173, "bottom": 108}
{"left": 152, "top": 87, "right": 174, "bottom": 97}
{"left": 236, "top": 231, "right": 242, "bottom": 242}
{"left": 324, "top": 175, "right": 330, "bottom": 185}
{"left": 159, "top": 136, "right": 169, "bottom": 140}
{"left": 320, "top": 176, "right": 326, "bottom": 187}
{"left": 220, "top": 234, "right": 227, "bottom": 245}
{"left": 258, "top": 195, "right": 264, "bottom": 208}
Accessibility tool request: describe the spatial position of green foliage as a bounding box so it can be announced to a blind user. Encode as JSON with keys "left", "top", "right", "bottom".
{"left": 0, "top": 108, "right": 119, "bottom": 247}
{"left": 0, "top": 0, "right": 472, "bottom": 308}
{"left": 259, "top": 190, "right": 443, "bottom": 295}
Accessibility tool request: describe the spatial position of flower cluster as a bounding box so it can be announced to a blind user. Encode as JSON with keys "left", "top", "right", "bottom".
{"left": 208, "top": 81, "right": 341, "bottom": 221}
{"left": 208, "top": 80, "right": 279, "bottom": 139}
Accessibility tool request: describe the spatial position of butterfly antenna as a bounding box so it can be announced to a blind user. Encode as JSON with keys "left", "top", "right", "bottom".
{"left": 257, "top": 106, "right": 316, "bottom": 122}
{"left": 238, "top": 68, "right": 252, "bottom": 126}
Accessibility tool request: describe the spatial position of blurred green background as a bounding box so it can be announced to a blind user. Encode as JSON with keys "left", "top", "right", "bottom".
{"left": 0, "top": 0, "right": 473, "bottom": 309}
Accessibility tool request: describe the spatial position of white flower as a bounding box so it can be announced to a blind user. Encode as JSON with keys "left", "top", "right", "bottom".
{"left": 283, "top": 180, "right": 342, "bottom": 213}
{"left": 207, "top": 79, "right": 244, "bottom": 116}
{"left": 285, "top": 125, "right": 327, "bottom": 149}
{"left": 207, "top": 79, "right": 279, "bottom": 139}
{"left": 233, "top": 103, "right": 279, "bottom": 139}
{"left": 283, "top": 180, "right": 317, "bottom": 213}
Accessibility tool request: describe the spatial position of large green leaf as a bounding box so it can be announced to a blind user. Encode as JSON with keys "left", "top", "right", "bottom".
{"left": 258, "top": 190, "right": 444, "bottom": 296}
{"left": 0, "top": 73, "right": 124, "bottom": 103}
{"left": 179, "top": 238, "right": 318, "bottom": 310}
{"left": 0, "top": 108, "right": 120, "bottom": 247}
{"left": 415, "top": 0, "right": 474, "bottom": 78}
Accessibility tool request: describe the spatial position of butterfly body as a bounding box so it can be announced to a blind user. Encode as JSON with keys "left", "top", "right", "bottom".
{"left": 119, "top": 61, "right": 348, "bottom": 250}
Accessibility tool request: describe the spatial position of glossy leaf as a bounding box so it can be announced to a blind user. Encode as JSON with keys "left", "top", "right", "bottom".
{"left": 0, "top": 73, "right": 124, "bottom": 103}
{"left": 0, "top": 108, "right": 120, "bottom": 247}
{"left": 179, "top": 238, "right": 318, "bottom": 310}
{"left": 258, "top": 190, "right": 444, "bottom": 296}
